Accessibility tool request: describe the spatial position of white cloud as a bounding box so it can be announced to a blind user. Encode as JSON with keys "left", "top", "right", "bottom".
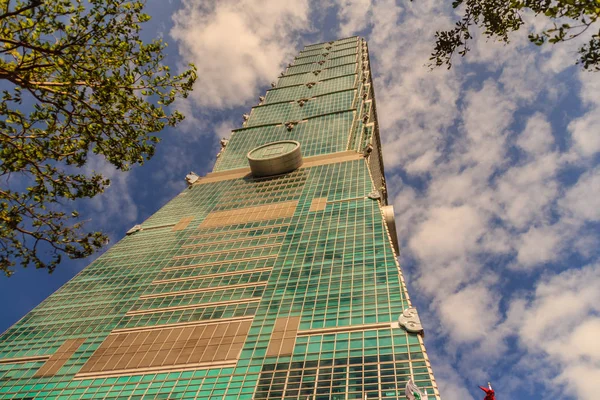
{"left": 514, "top": 225, "right": 562, "bottom": 267}
{"left": 557, "top": 319, "right": 600, "bottom": 362}
{"left": 410, "top": 205, "right": 486, "bottom": 265}
{"left": 407, "top": 205, "right": 493, "bottom": 301}
{"left": 82, "top": 155, "right": 138, "bottom": 230}
{"left": 404, "top": 149, "right": 440, "bottom": 175}
{"left": 345, "top": 0, "right": 461, "bottom": 171}
{"left": 434, "top": 362, "right": 475, "bottom": 400}
{"left": 517, "top": 113, "right": 554, "bottom": 155}
{"left": 555, "top": 363, "right": 600, "bottom": 400}
{"left": 572, "top": 233, "right": 600, "bottom": 260}
{"left": 462, "top": 81, "right": 515, "bottom": 140}
{"left": 559, "top": 166, "right": 600, "bottom": 222}
{"left": 438, "top": 284, "right": 500, "bottom": 343}
{"left": 512, "top": 264, "right": 600, "bottom": 400}
{"left": 214, "top": 119, "right": 236, "bottom": 141}
{"left": 337, "top": 0, "right": 372, "bottom": 37}
{"left": 171, "top": 97, "right": 207, "bottom": 134}
{"left": 519, "top": 264, "right": 600, "bottom": 350}
{"left": 458, "top": 80, "right": 515, "bottom": 170}
{"left": 427, "top": 171, "right": 478, "bottom": 206}
{"left": 495, "top": 152, "right": 560, "bottom": 230}
{"left": 569, "top": 112, "right": 600, "bottom": 157}
{"left": 569, "top": 71, "right": 600, "bottom": 158}
{"left": 171, "top": 0, "right": 310, "bottom": 108}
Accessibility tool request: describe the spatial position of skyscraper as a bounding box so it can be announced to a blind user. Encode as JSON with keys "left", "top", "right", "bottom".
{"left": 0, "top": 37, "right": 439, "bottom": 399}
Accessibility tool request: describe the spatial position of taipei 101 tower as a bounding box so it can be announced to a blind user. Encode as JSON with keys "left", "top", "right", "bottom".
{"left": 0, "top": 37, "right": 439, "bottom": 399}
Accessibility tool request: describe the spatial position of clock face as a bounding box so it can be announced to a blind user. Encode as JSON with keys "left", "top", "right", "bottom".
{"left": 247, "top": 141, "right": 302, "bottom": 177}
{"left": 249, "top": 141, "right": 299, "bottom": 160}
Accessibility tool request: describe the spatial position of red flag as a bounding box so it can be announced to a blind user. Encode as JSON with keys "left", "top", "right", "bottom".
{"left": 479, "top": 383, "right": 496, "bottom": 400}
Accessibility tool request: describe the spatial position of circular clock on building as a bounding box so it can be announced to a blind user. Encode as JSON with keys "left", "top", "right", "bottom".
{"left": 247, "top": 140, "right": 302, "bottom": 177}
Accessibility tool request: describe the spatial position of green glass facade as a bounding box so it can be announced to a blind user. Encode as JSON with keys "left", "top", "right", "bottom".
{"left": 0, "top": 37, "right": 439, "bottom": 399}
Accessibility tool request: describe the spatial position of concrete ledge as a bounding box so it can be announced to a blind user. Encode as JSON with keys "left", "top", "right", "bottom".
{"left": 196, "top": 150, "right": 363, "bottom": 185}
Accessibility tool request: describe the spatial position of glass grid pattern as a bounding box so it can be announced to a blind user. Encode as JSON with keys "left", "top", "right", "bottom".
{"left": 246, "top": 90, "right": 356, "bottom": 127}
{"left": 296, "top": 48, "right": 327, "bottom": 58}
{"left": 302, "top": 37, "right": 358, "bottom": 52}
{"left": 140, "top": 269, "right": 272, "bottom": 297}
{"left": 330, "top": 44, "right": 360, "bottom": 54}
{"left": 292, "top": 49, "right": 358, "bottom": 67}
{"left": 214, "top": 111, "right": 354, "bottom": 172}
{"left": 175, "top": 237, "right": 283, "bottom": 260}
{"left": 330, "top": 47, "right": 358, "bottom": 58}
{"left": 296, "top": 44, "right": 357, "bottom": 60}
{"left": 277, "top": 63, "right": 357, "bottom": 87}
{"left": 131, "top": 285, "right": 266, "bottom": 312}
{"left": 117, "top": 302, "right": 260, "bottom": 331}
{"left": 284, "top": 62, "right": 321, "bottom": 75}
{"left": 157, "top": 257, "right": 277, "bottom": 282}
{"left": 285, "top": 54, "right": 357, "bottom": 75}
{"left": 0, "top": 37, "right": 438, "bottom": 400}
{"left": 291, "top": 54, "right": 326, "bottom": 65}
{"left": 265, "top": 75, "right": 356, "bottom": 104}
{"left": 253, "top": 331, "right": 432, "bottom": 399}
{"left": 349, "top": 63, "right": 371, "bottom": 152}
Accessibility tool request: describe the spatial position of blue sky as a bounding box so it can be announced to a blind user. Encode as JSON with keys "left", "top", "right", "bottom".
{"left": 1, "top": 1, "right": 600, "bottom": 399}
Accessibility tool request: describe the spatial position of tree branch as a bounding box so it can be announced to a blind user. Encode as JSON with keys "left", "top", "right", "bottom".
{"left": 0, "top": 0, "right": 42, "bottom": 21}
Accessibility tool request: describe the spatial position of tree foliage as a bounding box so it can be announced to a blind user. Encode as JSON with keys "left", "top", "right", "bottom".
{"left": 0, "top": 0, "right": 196, "bottom": 276}
{"left": 429, "top": 0, "right": 600, "bottom": 71}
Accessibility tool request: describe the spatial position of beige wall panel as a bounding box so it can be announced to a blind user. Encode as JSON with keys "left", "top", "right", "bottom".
{"left": 266, "top": 339, "right": 283, "bottom": 357}
{"left": 265, "top": 316, "right": 300, "bottom": 358}
{"left": 299, "top": 150, "right": 362, "bottom": 168}
{"left": 34, "top": 338, "right": 86, "bottom": 377}
{"left": 309, "top": 197, "right": 328, "bottom": 212}
{"left": 78, "top": 320, "right": 251, "bottom": 377}
{"left": 280, "top": 338, "right": 295, "bottom": 354}
{"left": 172, "top": 216, "right": 195, "bottom": 231}
{"left": 199, "top": 201, "right": 298, "bottom": 228}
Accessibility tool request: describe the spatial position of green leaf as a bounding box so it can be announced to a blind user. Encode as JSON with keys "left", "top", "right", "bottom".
{"left": 0, "top": 0, "right": 196, "bottom": 276}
